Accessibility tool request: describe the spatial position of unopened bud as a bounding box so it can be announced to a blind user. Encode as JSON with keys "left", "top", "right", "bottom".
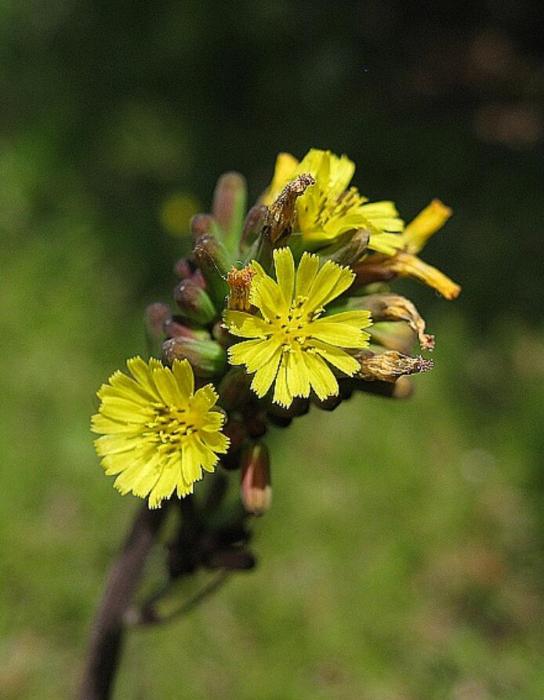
{"left": 218, "top": 368, "right": 252, "bottom": 410}
{"left": 357, "top": 350, "right": 433, "bottom": 383}
{"left": 163, "top": 317, "right": 210, "bottom": 341}
{"left": 318, "top": 227, "right": 370, "bottom": 266}
{"left": 212, "top": 172, "right": 247, "bottom": 254}
{"left": 190, "top": 213, "right": 221, "bottom": 240}
{"left": 174, "top": 279, "right": 216, "bottom": 325}
{"left": 342, "top": 294, "right": 434, "bottom": 350}
{"left": 240, "top": 204, "right": 267, "bottom": 250}
{"left": 173, "top": 258, "right": 193, "bottom": 280}
{"left": 162, "top": 336, "right": 226, "bottom": 377}
{"left": 240, "top": 443, "right": 272, "bottom": 516}
{"left": 193, "top": 233, "right": 230, "bottom": 308}
{"left": 368, "top": 321, "right": 416, "bottom": 354}
{"left": 145, "top": 303, "right": 171, "bottom": 339}
{"left": 226, "top": 265, "right": 255, "bottom": 311}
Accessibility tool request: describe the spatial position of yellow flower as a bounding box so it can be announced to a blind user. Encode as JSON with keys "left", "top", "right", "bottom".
{"left": 91, "top": 357, "right": 230, "bottom": 508}
{"left": 262, "top": 149, "right": 404, "bottom": 255}
{"left": 224, "top": 248, "right": 372, "bottom": 408}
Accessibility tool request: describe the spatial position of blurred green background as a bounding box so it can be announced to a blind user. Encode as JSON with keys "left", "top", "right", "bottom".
{"left": 1, "top": 1, "right": 544, "bottom": 698}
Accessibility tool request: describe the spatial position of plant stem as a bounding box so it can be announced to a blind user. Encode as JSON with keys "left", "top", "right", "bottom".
{"left": 78, "top": 503, "right": 168, "bottom": 700}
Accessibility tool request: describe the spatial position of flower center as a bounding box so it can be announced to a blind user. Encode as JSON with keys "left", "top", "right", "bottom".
{"left": 267, "top": 296, "right": 321, "bottom": 349}
{"left": 144, "top": 404, "right": 196, "bottom": 451}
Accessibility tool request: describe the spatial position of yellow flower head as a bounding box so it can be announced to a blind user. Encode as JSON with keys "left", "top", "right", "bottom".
{"left": 224, "top": 248, "right": 372, "bottom": 408}
{"left": 91, "top": 357, "right": 230, "bottom": 508}
{"left": 262, "top": 149, "right": 404, "bottom": 255}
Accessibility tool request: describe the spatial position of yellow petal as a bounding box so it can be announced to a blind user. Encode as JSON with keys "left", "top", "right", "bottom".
{"left": 295, "top": 252, "right": 320, "bottom": 297}
{"left": 261, "top": 152, "right": 299, "bottom": 205}
{"left": 402, "top": 199, "right": 452, "bottom": 254}
{"left": 148, "top": 455, "right": 181, "bottom": 508}
{"left": 286, "top": 349, "right": 311, "bottom": 398}
{"left": 303, "top": 351, "right": 339, "bottom": 401}
{"left": 152, "top": 367, "right": 185, "bottom": 406}
{"left": 305, "top": 260, "right": 354, "bottom": 311}
{"left": 387, "top": 252, "right": 461, "bottom": 300}
{"left": 250, "top": 265, "right": 286, "bottom": 318}
{"left": 224, "top": 310, "right": 271, "bottom": 338}
{"left": 273, "top": 247, "right": 295, "bottom": 305}
{"left": 310, "top": 340, "right": 360, "bottom": 376}
{"left": 250, "top": 344, "right": 282, "bottom": 397}
{"left": 229, "top": 337, "right": 281, "bottom": 373}
{"left": 272, "top": 356, "right": 293, "bottom": 407}
{"left": 201, "top": 430, "right": 230, "bottom": 454}
{"left": 126, "top": 356, "right": 160, "bottom": 399}
{"left": 99, "top": 397, "right": 151, "bottom": 423}
{"left": 323, "top": 310, "right": 372, "bottom": 329}
{"left": 172, "top": 359, "right": 194, "bottom": 398}
{"left": 191, "top": 384, "right": 218, "bottom": 412}
{"left": 309, "top": 318, "right": 370, "bottom": 348}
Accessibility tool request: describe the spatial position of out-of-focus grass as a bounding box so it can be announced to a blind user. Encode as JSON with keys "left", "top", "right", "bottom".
{"left": 1, "top": 224, "right": 544, "bottom": 700}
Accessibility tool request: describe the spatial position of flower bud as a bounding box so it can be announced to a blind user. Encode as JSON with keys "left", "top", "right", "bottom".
{"left": 174, "top": 279, "right": 216, "bottom": 325}
{"left": 212, "top": 172, "right": 247, "bottom": 254}
{"left": 240, "top": 443, "right": 271, "bottom": 516}
{"left": 190, "top": 213, "right": 221, "bottom": 240}
{"left": 240, "top": 203, "right": 267, "bottom": 250}
{"left": 341, "top": 294, "right": 434, "bottom": 350}
{"left": 368, "top": 321, "right": 416, "bottom": 354}
{"left": 163, "top": 317, "right": 210, "bottom": 341}
{"left": 193, "top": 233, "right": 230, "bottom": 308}
{"left": 218, "top": 368, "right": 252, "bottom": 411}
{"left": 173, "top": 257, "right": 193, "bottom": 280}
{"left": 318, "top": 227, "right": 370, "bottom": 266}
{"left": 357, "top": 350, "right": 433, "bottom": 383}
{"left": 145, "top": 303, "right": 171, "bottom": 340}
{"left": 162, "top": 336, "right": 226, "bottom": 377}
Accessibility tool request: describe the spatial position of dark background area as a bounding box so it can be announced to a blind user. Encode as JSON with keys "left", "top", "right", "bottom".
{"left": 2, "top": 0, "right": 543, "bottom": 320}
{"left": 1, "top": 2, "right": 544, "bottom": 698}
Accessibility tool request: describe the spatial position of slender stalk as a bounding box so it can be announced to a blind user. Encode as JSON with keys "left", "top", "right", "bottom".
{"left": 78, "top": 504, "right": 168, "bottom": 700}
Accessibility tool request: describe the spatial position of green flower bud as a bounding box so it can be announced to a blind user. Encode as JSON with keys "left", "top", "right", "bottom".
{"left": 193, "top": 234, "right": 230, "bottom": 308}
{"left": 212, "top": 172, "right": 247, "bottom": 255}
{"left": 162, "top": 336, "right": 226, "bottom": 377}
{"left": 174, "top": 279, "right": 216, "bottom": 325}
{"left": 318, "top": 227, "right": 370, "bottom": 266}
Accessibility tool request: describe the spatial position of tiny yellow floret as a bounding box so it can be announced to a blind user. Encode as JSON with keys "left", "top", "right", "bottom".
{"left": 91, "top": 357, "right": 229, "bottom": 508}
{"left": 225, "top": 248, "right": 372, "bottom": 407}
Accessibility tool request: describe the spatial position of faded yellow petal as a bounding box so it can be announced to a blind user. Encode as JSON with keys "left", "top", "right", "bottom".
{"left": 402, "top": 199, "right": 452, "bottom": 254}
